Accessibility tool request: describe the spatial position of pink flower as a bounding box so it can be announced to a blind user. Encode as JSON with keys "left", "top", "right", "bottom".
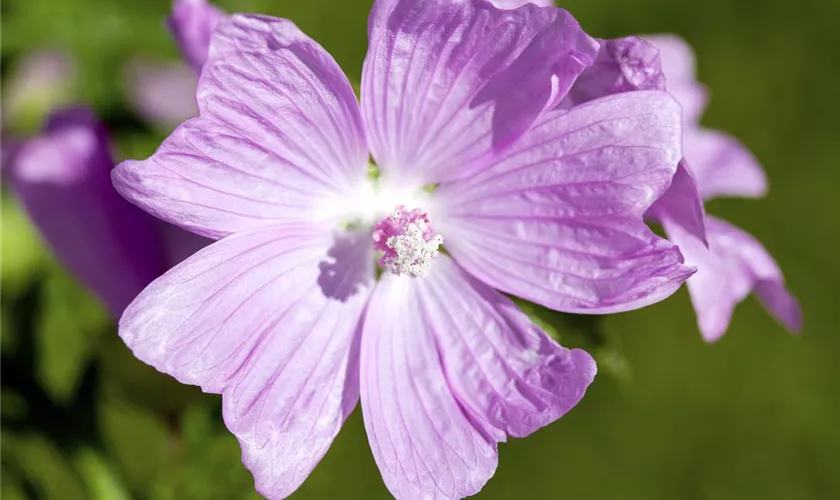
{"left": 113, "top": 2, "right": 690, "bottom": 498}
{"left": 646, "top": 35, "right": 801, "bottom": 341}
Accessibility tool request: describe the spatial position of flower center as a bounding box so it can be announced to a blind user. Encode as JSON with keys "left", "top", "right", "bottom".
{"left": 372, "top": 205, "right": 443, "bottom": 278}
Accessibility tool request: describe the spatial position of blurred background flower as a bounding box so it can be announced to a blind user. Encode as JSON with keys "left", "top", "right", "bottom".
{"left": 1, "top": 0, "right": 838, "bottom": 499}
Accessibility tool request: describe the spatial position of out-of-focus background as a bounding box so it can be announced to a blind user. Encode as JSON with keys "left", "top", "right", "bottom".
{"left": 1, "top": 0, "right": 838, "bottom": 499}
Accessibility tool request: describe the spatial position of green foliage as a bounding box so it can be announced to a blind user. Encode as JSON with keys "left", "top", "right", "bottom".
{"left": 0, "top": 194, "right": 47, "bottom": 298}
{"left": 36, "top": 267, "right": 109, "bottom": 403}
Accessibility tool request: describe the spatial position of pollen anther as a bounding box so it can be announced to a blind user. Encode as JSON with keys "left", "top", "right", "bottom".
{"left": 372, "top": 206, "right": 443, "bottom": 278}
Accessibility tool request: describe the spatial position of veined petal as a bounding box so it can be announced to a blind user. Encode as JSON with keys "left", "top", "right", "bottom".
{"left": 360, "top": 257, "right": 594, "bottom": 500}
{"left": 360, "top": 264, "right": 495, "bottom": 500}
{"left": 9, "top": 107, "right": 165, "bottom": 317}
{"left": 113, "top": 15, "right": 369, "bottom": 239}
{"left": 642, "top": 34, "right": 708, "bottom": 125}
{"left": 422, "top": 258, "right": 595, "bottom": 439}
{"left": 666, "top": 215, "right": 801, "bottom": 341}
{"left": 168, "top": 0, "right": 227, "bottom": 72}
{"left": 684, "top": 128, "right": 768, "bottom": 200}
{"left": 119, "top": 224, "right": 374, "bottom": 498}
{"left": 362, "top": 0, "right": 598, "bottom": 186}
{"left": 437, "top": 91, "right": 693, "bottom": 313}
{"left": 648, "top": 160, "right": 708, "bottom": 245}
{"left": 561, "top": 36, "right": 665, "bottom": 108}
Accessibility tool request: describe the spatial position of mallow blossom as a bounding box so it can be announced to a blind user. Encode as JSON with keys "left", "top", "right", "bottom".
{"left": 7, "top": 107, "right": 208, "bottom": 316}
{"left": 112, "top": 1, "right": 693, "bottom": 498}
{"left": 646, "top": 35, "right": 801, "bottom": 341}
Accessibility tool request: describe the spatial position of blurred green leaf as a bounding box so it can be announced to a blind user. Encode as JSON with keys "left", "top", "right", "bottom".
{"left": 1, "top": 431, "right": 86, "bottom": 500}
{"left": 1, "top": 466, "right": 28, "bottom": 500}
{"left": 1, "top": 299, "right": 18, "bottom": 354}
{"left": 72, "top": 448, "right": 132, "bottom": 500}
{"left": 99, "top": 395, "right": 169, "bottom": 491}
{"left": 36, "top": 266, "right": 109, "bottom": 403}
{"left": 0, "top": 193, "right": 47, "bottom": 297}
{"left": 151, "top": 400, "right": 262, "bottom": 500}
{"left": 0, "top": 388, "right": 29, "bottom": 421}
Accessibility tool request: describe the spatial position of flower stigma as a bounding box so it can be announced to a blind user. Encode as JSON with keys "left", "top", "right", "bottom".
{"left": 372, "top": 205, "right": 443, "bottom": 278}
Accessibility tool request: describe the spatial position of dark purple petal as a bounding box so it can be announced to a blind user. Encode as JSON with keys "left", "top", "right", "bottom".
{"left": 437, "top": 91, "right": 693, "bottom": 313}
{"left": 168, "top": 0, "right": 227, "bottom": 72}
{"left": 120, "top": 224, "right": 373, "bottom": 497}
{"left": 9, "top": 107, "right": 166, "bottom": 316}
{"left": 157, "top": 219, "right": 212, "bottom": 266}
{"left": 113, "top": 15, "right": 369, "bottom": 239}
{"left": 362, "top": 0, "right": 598, "bottom": 186}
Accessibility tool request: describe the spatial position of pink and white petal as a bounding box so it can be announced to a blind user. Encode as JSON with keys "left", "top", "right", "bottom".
{"left": 168, "top": 0, "right": 227, "bottom": 72}
{"left": 113, "top": 15, "right": 369, "bottom": 240}
{"left": 362, "top": 0, "right": 598, "bottom": 187}
{"left": 361, "top": 266, "right": 497, "bottom": 500}
{"left": 421, "top": 258, "right": 596, "bottom": 440}
{"left": 642, "top": 34, "right": 708, "bottom": 125}
{"left": 437, "top": 91, "right": 693, "bottom": 313}
{"left": 561, "top": 36, "right": 665, "bottom": 108}
{"left": 684, "top": 128, "right": 768, "bottom": 200}
{"left": 705, "top": 216, "right": 801, "bottom": 333}
{"left": 10, "top": 108, "right": 166, "bottom": 317}
{"left": 648, "top": 160, "right": 708, "bottom": 245}
{"left": 120, "top": 225, "right": 373, "bottom": 498}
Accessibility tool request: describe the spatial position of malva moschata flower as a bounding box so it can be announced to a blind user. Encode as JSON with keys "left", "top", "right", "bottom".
{"left": 112, "top": 1, "right": 693, "bottom": 498}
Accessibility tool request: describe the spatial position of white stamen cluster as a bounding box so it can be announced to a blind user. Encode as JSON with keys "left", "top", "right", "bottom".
{"left": 384, "top": 219, "right": 443, "bottom": 278}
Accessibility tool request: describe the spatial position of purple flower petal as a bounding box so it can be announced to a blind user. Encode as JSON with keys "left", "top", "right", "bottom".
{"left": 648, "top": 160, "right": 708, "bottom": 245}
{"left": 489, "top": 0, "right": 555, "bottom": 7}
{"left": 360, "top": 257, "right": 594, "bottom": 499}
{"left": 561, "top": 36, "right": 666, "bottom": 108}
{"left": 436, "top": 91, "right": 694, "bottom": 313}
{"left": 362, "top": 0, "right": 598, "bottom": 186}
{"left": 120, "top": 224, "right": 373, "bottom": 498}
{"left": 642, "top": 34, "right": 708, "bottom": 125}
{"left": 113, "top": 15, "right": 369, "bottom": 239}
{"left": 168, "top": 0, "right": 226, "bottom": 72}
{"left": 361, "top": 271, "right": 496, "bottom": 499}
{"left": 663, "top": 215, "right": 801, "bottom": 341}
{"left": 684, "top": 128, "right": 768, "bottom": 200}
{"left": 9, "top": 107, "right": 165, "bottom": 317}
